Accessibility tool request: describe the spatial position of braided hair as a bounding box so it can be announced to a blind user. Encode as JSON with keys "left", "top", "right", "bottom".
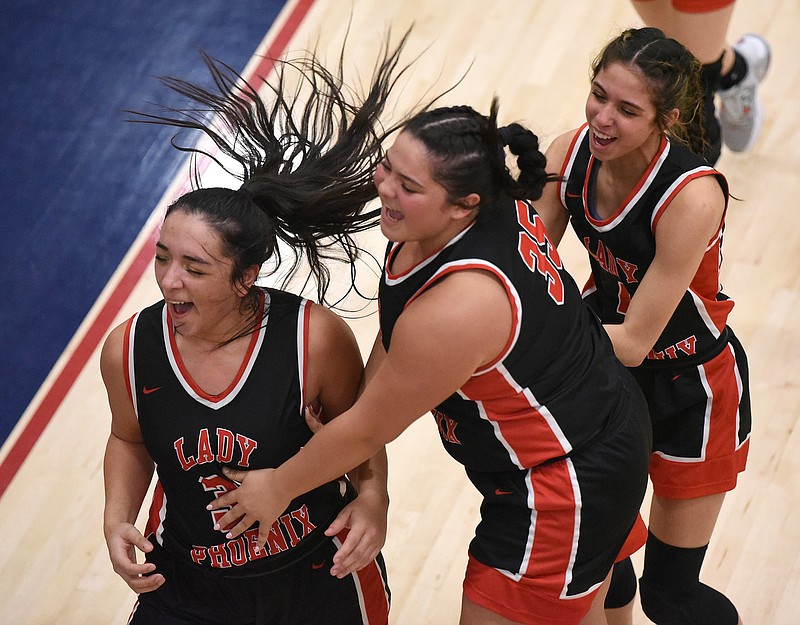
{"left": 401, "top": 98, "right": 559, "bottom": 218}
{"left": 592, "top": 27, "right": 707, "bottom": 158}
{"left": 128, "top": 31, "right": 423, "bottom": 332}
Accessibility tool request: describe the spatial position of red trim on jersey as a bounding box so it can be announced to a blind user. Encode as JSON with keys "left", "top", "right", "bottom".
{"left": 586, "top": 135, "right": 668, "bottom": 228}
{"left": 525, "top": 459, "right": 577, "bottom": 581}
{"left": 650, "top": 343, "right": 749, "bottom": 499}
{"left": 463, "top": 554, "right": 595, "bottom": 625}
{"left": 403, "top": 261, "right": 520, "bottom": 372}
{"left": 558, "top": 124, "right": 589, "bottom": 196}
{"left": 384, "top": 222, "right": 477, "bottom": 283}
{"left": 122, "top": 315, "right": 136, "bottom": 405}
{"left": 668, "top": 0, "right": 736, "bottom": 12}
{"left": 144, "top": 479, "right": 166, "bottom": 538}
{"left": 461, "top": 369, "right": 571, "bottom": 464}
{"left": 165, "top": 292, "right": 265, "bottom": 403}
{"left": 333, "top": 528, "right": 390, "bottom": 624}
{"left": 650, "top": 169, "right": 717, "bottom": 232}
{"left": 647, "top": 168, "right": 733, "bottom": 335}
{"left": 617, "top": 513, "right": 647, "bottom": 562}
{"left": 299, "top": 299, "right": 312, "bottom": 414}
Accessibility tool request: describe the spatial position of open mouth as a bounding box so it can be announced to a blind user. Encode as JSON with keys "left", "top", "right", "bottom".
{"left": 170, "top": 301, "right": 194, "bottom": 316}
{"left": 382, "top": 205, "right": 404, "bottom": 222}
{"left": 592, "top": 129, "right": 616, "bottom": 148}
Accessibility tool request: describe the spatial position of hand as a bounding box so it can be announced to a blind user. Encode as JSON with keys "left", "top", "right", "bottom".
{"left": 325, "top": 491, "right": 388, "bottom": 578}
{"left": 105, "top": 522, "right": 164, "bottom": 593}
{"left": 208, "top": 467, "right": 291, "bottom": 549}
{"left": 304, "top": 404, "right": 325, "bottom": 432}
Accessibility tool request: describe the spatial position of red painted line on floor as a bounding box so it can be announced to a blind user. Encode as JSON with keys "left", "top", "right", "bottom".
{"left": 0, "top": 0, "right": 318, "bottom": 499}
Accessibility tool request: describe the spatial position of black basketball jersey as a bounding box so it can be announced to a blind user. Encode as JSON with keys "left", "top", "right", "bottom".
{"left": 558, "top": 125, "right": 734, "bottom": 367}
{"left": 124, "top": 288, "right": 353, "bottom": 576}
{"left": 378, "top": 197, "right": 627, "bottom": 473}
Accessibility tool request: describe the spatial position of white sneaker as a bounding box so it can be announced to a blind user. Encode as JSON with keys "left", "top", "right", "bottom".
{"left": 718, "top": 34, "right": 771, "bottom": 152}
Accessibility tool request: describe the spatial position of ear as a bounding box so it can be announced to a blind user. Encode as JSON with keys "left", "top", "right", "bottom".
{"left": 662, "top": 107, "right": 680, "bottom": 131}
{"left": 453, "top": 192, "right": 481, "bottom": 218}
{"left": 235, "top": 264, "right": 260, "bottom": 297}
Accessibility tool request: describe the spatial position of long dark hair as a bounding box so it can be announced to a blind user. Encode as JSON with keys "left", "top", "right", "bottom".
{"left": 591, "top": 27, "right": 707, "bottom": 157}
{"left": 401, "top": 98, "right": 559, "bottom": 217}
{"left": 130, "top": 30, "right": 436, "bottom": 336}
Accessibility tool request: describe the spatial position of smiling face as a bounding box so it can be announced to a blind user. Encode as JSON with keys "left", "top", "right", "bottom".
{"left": 373, "top": 131, "right": 477, "bottom": 257}
{"left": 585, "top": 61, "right": 666, "bottom": 162}
{"left": 154, "top": 209, "right": 256, "bottom": 343}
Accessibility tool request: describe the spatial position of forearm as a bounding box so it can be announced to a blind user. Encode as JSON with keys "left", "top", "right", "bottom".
{"left": 348, "top": 447, "right": 389, "bottom": 506}
{"left": 276, "top": 411, "right": 390, "bottom": 505}
{"left": 103, "top": 433, "right": 155, "bottom": 533}
{"left": 603, "top": 322, "right": 650, "bottom": 367}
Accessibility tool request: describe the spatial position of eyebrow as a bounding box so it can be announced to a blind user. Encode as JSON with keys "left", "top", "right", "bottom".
{"left": 385, "top": 151, "right": 424, "bottom": 188}
{"left": 593, "top": 81, "right": 647, "bottom": 112}
{"left": 155, "top": 241, "right": 212, "bottom": 265}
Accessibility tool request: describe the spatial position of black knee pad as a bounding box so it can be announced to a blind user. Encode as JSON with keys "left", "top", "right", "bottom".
{"left": 604, "top": 557, "right": 637, "bottom": 609}
{"left": 639, "top": 532, "right": 738, "bottom": 625}
{"left": 700, "top": 54, "right": 723, "bottom": 164}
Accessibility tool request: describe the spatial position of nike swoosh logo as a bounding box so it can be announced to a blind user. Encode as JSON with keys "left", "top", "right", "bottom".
{"left": 566, "top": 192, "right": 581, "bottom": 198}
{"left": 311, "top": 560, "right": 326, "bottom": 570}
{"left": 494, "top": 489, "right": 513, "bottom": 496}
{"left": 143, "top": 386, "right": 162, "bottom": 395}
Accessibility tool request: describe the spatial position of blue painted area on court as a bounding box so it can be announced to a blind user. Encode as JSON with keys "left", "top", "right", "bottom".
{"left": 0, "top": 0, "right": 285, "bottom": 441}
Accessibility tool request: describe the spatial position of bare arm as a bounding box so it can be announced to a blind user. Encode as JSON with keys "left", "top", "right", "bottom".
{"left": 302, "top": 304, "right": 390, "bottom": 576}
{"left": 100, "top": 323, "right": 163, "bottom": 592}
{"left": 533, "top": 131, "right": 575, "bottom": 246}
{"left": 604, "top": 175, "right": 726, "bottom": 365}
{"left": 211, "top": 270, "right": 512, "bottom": 547}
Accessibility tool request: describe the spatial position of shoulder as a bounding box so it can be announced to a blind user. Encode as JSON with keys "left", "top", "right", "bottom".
{"left": 306, "top": 302, "right": 360, "bottom": 359}
{"left": 654, "top": 173, "right": 726, "bottom": 242}
{"left": 100, "top": 320, "right": 130, "bottom": 377}
{"left": 544, "top": 127, "right": 584, "bottom": 169}
{"left": 670, "top": 172, "right": 726, "bottom": 214}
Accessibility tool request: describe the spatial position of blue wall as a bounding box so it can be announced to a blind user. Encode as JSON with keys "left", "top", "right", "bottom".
{"left": 0, "top": 1, "right": 286, "bottom": 441}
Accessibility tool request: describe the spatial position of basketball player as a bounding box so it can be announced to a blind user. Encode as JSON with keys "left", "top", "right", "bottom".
{"left": 208, "top": 101, "right": 653, "bottom": 625}
{"left": 631, "top": 0, "right": 771, "bottom": 163}
{"left": 534, "top": 27, "right": 751, "bottom": 625}
{"left": 100, "top": 36, "right": 416, "bottom": 624}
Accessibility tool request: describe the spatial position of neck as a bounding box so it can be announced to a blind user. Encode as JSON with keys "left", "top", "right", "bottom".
{"left": 602, "top": 131, "right": 663, "bottom": 183}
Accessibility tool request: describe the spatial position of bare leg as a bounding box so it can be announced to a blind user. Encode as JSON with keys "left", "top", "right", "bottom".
{"left": 459, "top": 594, "right": 525, "bottom": 625}
{"left": 630, "top": 0, "right": 736, "bottom": 67}
{"left": 604, "top": 603, "right": 634, "bottom": 625}
{"left": 649, "top": 492, "right": 724, "bottom": 548}
{"left": 580, "top": 570, "right": 617, "bottom": 625}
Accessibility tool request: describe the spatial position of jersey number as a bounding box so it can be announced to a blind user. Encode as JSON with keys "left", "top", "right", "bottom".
{"left": 515, "top": 200, "right": 565, "bottom": 305}
{"left": 199, "top": 474, "right": 238, "bottom": 531}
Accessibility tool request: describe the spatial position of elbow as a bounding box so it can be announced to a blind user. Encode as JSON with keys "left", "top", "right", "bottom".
{"left": 617, "top": 351, "right": 647, "bottom": 368}
{"left": 612, "top": 339, "right": 650, "bottom": 367}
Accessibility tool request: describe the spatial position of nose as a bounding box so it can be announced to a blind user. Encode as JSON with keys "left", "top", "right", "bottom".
{"left": 375, "top": 171, "right": 395, "bottom": 199}
{"left": 158, "top": 261, "right": 184, "bottom": 291}
{"left": 594, "top": 102, "right": 614, "bottom": 127}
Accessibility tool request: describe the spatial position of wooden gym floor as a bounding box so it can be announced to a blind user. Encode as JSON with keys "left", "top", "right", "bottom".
{"left": 1, "top": 1, "right": 797, "bottom": 623}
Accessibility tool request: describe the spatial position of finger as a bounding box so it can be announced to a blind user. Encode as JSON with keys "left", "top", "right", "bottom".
{"left": 207, "top": 491, "right": 238, "bottom": 511}
{"left": 330, "top": 533, "right": 374, "bottom": 578}
{"left": 215, "top": 513, "right": 253, "bottom": 541}
{"left": 331, "top": 547, "right": 377, "bottom": 578}
{"left": 221, "top": 467, "right": 246, "bottom": 485}
{"left": 129, "top": 572, "right": 165, "bottom": 594}
{"left": 304, "top": 405, "right": 325, "bottom": 431}
{"left": 131, "top": 534, "right": 154, "bottom": 553}
{"left": 114, "top": 558, "right": 157, "bottom": 582}
{"left": 323, "top": 512, "right": 349, "bottom": 537}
